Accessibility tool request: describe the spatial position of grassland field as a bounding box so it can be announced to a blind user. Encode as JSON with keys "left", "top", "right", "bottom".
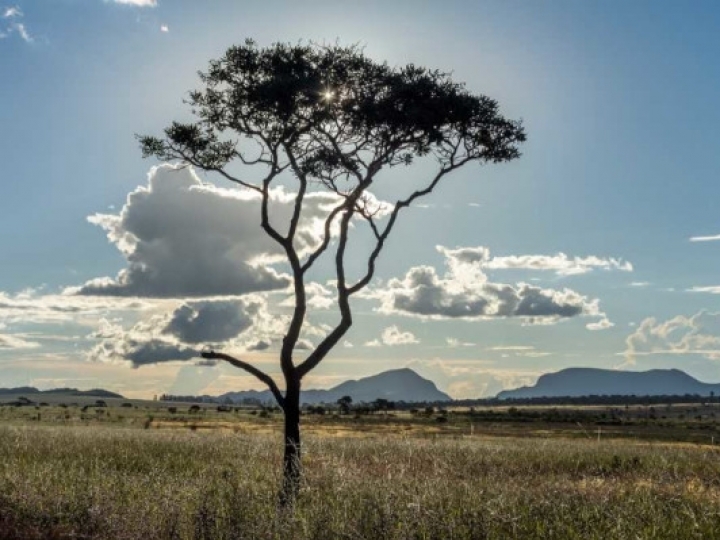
{"left": 1, "top": 395, "right": 719, "bottom": 539}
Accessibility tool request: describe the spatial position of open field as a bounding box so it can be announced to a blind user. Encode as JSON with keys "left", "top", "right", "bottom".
{"left": 1, "top": 400, "right": 720, "bottom": 539}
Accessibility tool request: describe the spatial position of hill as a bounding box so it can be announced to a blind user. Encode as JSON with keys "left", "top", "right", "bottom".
{"left": 496, "top": 368, "right": 720, "bottom": 399}
{"left": 0, "top": 387, "right": 124, "bottom": 399}
{"left": 219, "top": 368, "right": 451, "bottom": 405}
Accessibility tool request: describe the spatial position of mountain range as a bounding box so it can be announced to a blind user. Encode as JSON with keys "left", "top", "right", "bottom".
{"left": 218, "top": 368, "right": 451, "bottom": 405}
{"left": 496, "top": 368, "right": 720, "bottom": 399}
{"left": 4, "top": 368, "right": 718, "bottom": 406}
{"left": 0, "top": 387, "right": 123, "bottom": 398}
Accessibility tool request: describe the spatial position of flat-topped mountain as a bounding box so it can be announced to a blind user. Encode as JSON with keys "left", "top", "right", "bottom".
{"left": 220, "top": 368, "right": 451, "bottom": 405}
{"left": 496, "top": 368, "right": 720, "bottom": 399}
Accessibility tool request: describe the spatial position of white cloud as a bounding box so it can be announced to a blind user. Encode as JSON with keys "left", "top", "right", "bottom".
{"left": 369, "top": 245, "right": 618, "bottom": 326}
{"left": 0, "top": 5, "right": 31, "bottom": 43}
{"left": 74, "top": 165, "right": 294, "bottom": 298}
{"left": 376, "top": 265, "right": 604, "bottom": 325}
{"left": 488, "top": 345, "right": 534, "bottom": 351}
{"left": 13, "top": 21, "right": 29, "bottom": 41}
{"left": 689, "top": 234, "right": 720, "bottom": 242}
{"left": 86, "top": 296, "right": 288, "bottom": 367}
{"left": 586, "top": 317, "right": 614, "bottom": 331}
{"left": 405, "top": 358, "right": 542, "bottom": 398}
{"left": 629, "top": 282, "right": 651, "bottom": 287}
{"left": 437, "top": 245, "right": 632, "bottom": 276}
{"left": 110, "top": 0, "right": 157, "bottom": 6}
{"left": 160, "top": 24, "right": 168, "bottom": 33}
{"left": 75, "top": 165, "right": 388, "bottom": 299}
{"left": 0, "top": 333, "right": 40, "bottom": 350}
{"left": 3, "top": 6, "right": 21, "bottom": 18}
{"left": 381, "top": 325, "right": 418, "bottom": 345}
{"left": 446, "top": 338, "right": 474, "bottom": 347}
{"left": 365, "top": 325, "right": 418, "bottom": 347}
{"left": 281, "top": 282, "right": 334, "bottom": 310}
{"left": 622, "top": 310, "right": 720, "bottom": 366}
{"left": 688, "top": 286, "right": 720, "bottom": 295}
{"left": 0, "top": 289, "right": 151, "bottom": 325}
{"left": 88, "top": 317, "right": 198, "bottom": 367}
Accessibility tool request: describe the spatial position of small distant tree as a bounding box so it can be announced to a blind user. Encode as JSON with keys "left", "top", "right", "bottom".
{"left": 337, "top": 395, "right": 353, "bottom": 415}
{"left": 140, "top": 40, "right": 525, "bottom": 504}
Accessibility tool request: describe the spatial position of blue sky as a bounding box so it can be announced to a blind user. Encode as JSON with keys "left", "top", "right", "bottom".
{"left": 1, "top": 0, "right": 719, "bottom": 399}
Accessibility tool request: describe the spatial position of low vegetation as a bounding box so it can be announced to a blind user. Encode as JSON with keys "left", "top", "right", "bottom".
{"left": 1, "top": 400, "right": 719, "bottom": 539}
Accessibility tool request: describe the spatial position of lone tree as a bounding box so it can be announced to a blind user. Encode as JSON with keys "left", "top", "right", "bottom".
{"left": 139, "top": 40, "right": 525, "bottom": 503}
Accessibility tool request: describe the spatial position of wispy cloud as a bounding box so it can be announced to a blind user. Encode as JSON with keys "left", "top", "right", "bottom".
{"left": 1, "top": 5, "right": 32, "bottom": 42}
{"left": 3, "top": 6, "right": 21, "bottom": 18}
{"left": 111, "top": 0, "right": 158, "bottom": 6}
{"left": 14, "top": 21, "right": 30, "bottom": 42}
{"left": 688, "top": 286, "right": 720, "bottom": 295}
{"left": 436, "top": 245, "right": 633, "bottom": 276}
{"left": 689, "top": 234, "right": 720, "bottom": 242}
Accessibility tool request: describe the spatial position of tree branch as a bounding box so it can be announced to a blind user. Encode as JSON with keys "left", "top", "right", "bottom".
{"left": 346, "top": 160, "right": 469, "bottom": 295}
{"left": 201, "top": 351, "right": 285, "bottom": 409}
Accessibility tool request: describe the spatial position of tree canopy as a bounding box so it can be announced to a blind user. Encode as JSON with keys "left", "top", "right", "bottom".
{"left": 139, "top": 39, "right": 525, "bottom": 504}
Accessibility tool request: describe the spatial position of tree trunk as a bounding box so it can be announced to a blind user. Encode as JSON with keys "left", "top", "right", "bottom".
{"left": 280, "top": 376, "right": 301, "bottom": 506}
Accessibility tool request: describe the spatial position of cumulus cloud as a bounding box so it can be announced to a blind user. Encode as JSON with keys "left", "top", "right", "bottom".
{"left": 160, "top": 24, "right": 169, "bottom": 32}
{"left": 88, "top": 317, "right": 197, "bottom": 367}
{"left": 622, "top": 310, "right": 720, "bottom": 366}
{"left": 365, "top": 325, "right": 418, "bottom": 347}
{"left": 247, "top": 340, "right": 270, "bottom": 351}
{"left": 280, "top": 282, "right": 334, "bottom": 310}
{"left": 586, "top": 317, "right": 614, "bottom": 331}
{"left": 379, "top": 267, "right": 600, "bottom": 323}
{"left": 436, "top": 245, "right": 632, "bottom": 276}
{"left": 87, "top": 297, "right": 275, "bottom": 367}
{"left": 381, "top": 325, "right": 419, "bottom": 345}
{"left": 372, "top": 246, "right": 609, "bottom": 326}
{"left": 162, "top": 299, "right": 256, "bottom": 343}
{"left": 75, "top": 165, "right": 387, "bottom": 299}
{"left": 294, "top": 339, "right": 314, "bottom": 351}
{"left": 74, "top": 165, "right": 295, "bottom": 297}
{"left": 365, "top": 246, "right": 629, "bottom": 324}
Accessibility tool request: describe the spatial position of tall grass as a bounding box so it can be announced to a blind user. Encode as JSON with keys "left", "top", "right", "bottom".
{"left": 1, "top": 425, "right": 719, "bottom": 539}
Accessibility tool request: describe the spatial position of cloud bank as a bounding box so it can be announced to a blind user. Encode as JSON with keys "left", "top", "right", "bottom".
{"left": 373, "top": 246, "right": 610, "bottom": 327}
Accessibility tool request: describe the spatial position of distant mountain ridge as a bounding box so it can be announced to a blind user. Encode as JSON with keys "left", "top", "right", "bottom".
{"left": 219, "top": 368, "right": 451, "bottom": 405}
{"left": 497, "top": 368, "right": 720, "bottom": 399}
{"left": 0, "top": 387, "right": 123, "bottom": 398}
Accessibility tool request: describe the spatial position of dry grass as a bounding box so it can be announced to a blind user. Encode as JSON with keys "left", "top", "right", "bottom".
{"left": 1, "top": 423, "right": 719, "bottom": 539}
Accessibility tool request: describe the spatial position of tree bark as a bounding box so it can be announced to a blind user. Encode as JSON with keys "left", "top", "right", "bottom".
{"left": 279, "top": 375, "right": 301, "bottom": 506}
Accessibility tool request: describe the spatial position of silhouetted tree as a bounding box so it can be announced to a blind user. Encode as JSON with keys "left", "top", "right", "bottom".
{"left": 337, "top": 395, "right": 353, "bottom": 414}
{"left": 139, "top": 40, "right": 525, "bottom": 504}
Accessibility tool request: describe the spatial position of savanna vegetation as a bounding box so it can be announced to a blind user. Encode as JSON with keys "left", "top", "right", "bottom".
{"left": 1, "top": 398, "right": 719, "bottom": 539}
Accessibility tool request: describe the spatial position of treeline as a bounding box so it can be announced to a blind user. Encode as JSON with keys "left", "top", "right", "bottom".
{"left": 160, "top": 393, "right": 719, "bottom": 410}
